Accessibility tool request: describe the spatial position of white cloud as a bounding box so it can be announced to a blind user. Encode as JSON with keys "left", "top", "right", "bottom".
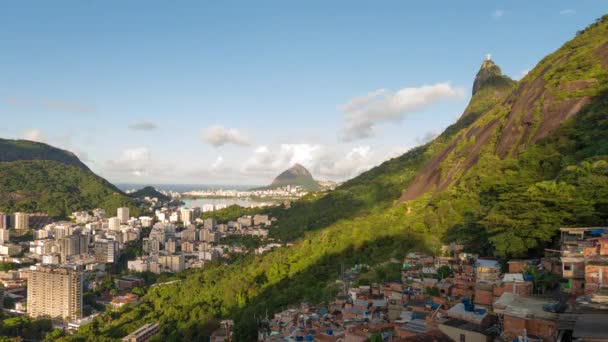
{"left": 493, "top": 9, "right": 505, "bottom": 19}
{"left": 22, "top": 129, "right": 48, "bottom": 143}
{"left": 186, "top": 155, "right": 235, "bottom": 179}
{"left": 211, "top": 156, "right": 224, "bottom": 169}
{"left": 340, "top": 83, "right": 464, "bottom": 141}
{"left": 203, "top": 125, "right": 251, "bottom": 147}
{"left": 560, "top": 9, "right": 575, "bottom": 15}
{"left": 105, "top": 147, "right": 154, "bottom": 177}
{"left": 128, "top": 121, "right": 158, "bottom": 131}
{"left": 241, "top": 143, "right": 413, "bottom": 181}
{"left": 242, "top": 144, "right": 321, "bottom": 177}
{"left": 317, "top": 146, "right": 373, "bottom": 179}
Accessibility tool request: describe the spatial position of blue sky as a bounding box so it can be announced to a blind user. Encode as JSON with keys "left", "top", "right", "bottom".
{"left": 1, "top": 1, "right": 607, "bottom": 185}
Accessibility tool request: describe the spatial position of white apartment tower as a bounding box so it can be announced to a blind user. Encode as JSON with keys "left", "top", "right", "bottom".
{"left": 27, "top": 265, "right": 83, "bottom": 320}
{"left": 13, "top": 212, "right": 29, "bottom": 230}
{"left": 108, "top": 217, "right": 121, "bottom": 231}
{"left": 180, "top": 208, "right": 194, "bottom": 225}
{"left": 117, "top": 207, "right": 130, "bottom": 224}
{"left": 0, "top": 212, "right": 8, "bottom": 229}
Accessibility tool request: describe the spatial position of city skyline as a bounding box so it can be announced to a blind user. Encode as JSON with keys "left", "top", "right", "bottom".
{"left": 2, "top": 1, "right": 607, "bottom": 185}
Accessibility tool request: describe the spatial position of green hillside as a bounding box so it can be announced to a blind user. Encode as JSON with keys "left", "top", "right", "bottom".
{"left": 255, "top": 163, "right": 322, "bottom": 191}
{"left": 0, "top": 138, "right": 90, "bottom": 170}
{"left": 0, "top": 157, "right": 139, "bottom": 219}
{"left": 129, "top": 186, "right": 171, "bottom": 202}
{"left": 66, "top": 15, "right": 608, "bottom": 342}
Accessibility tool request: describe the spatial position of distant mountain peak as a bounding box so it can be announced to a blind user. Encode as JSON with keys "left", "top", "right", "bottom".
{"left": 281, "top": 163, "right": 312, "bottom": 177}
{"left": 472, "top": 58, "right": 508, "bottom": 95}
{"left": 272, "top": 164, "right": 314, "bottom": 185}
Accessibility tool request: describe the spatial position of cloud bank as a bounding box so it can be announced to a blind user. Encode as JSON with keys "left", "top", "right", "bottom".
{"left": 22, "top": 129, "right": 48, "bottom": 143}
{"left": 241, "top": 143, "right": 413, "bottom": 181}
{"left": 340, "top": 82, "right": 464, "bottom": 141}
{"left": 203, "top": 125, "right": 251, "bottom": 147}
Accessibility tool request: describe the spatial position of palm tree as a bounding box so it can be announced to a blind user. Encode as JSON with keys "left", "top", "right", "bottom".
{"left": 523, "top": 266, "right": 556, "bottom": 294}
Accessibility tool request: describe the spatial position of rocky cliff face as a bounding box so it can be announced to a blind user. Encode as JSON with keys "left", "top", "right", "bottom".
{"left": 401, "top": 21, "right": 608, "bottom": 201}
{"left": 472, "top": 59, "right": 504, "bottom": 95}
{"left": 269, "top": 163, "right": 320, "bottom": 190}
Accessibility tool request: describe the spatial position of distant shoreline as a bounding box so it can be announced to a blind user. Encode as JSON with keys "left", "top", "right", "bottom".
{"left": 181, "top": 194, "right": 295, "bottom": 201}
{"left": 116, "top": 183, "right": 261, "bottom": 193}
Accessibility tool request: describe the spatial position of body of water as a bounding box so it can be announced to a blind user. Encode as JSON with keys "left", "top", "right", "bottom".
{"left": 181, "top": 197, "right": 278, "bottom": 209}
{"left": 116, "top": 183, "right": 259, "bottom": 193}
{"left": 117, "top": 183, "right": 277, "bottom": 208}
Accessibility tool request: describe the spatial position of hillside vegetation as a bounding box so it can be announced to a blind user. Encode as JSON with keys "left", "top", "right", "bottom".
{"left": 67, "top": 15, "right": 608, "bottom": 342}
{"left": 0, "top": 139, "right": 90, "bottom": 170}
{"left": 255, "top": 163, "right": 322, "bottom": 191}
{"left": 0, "top": 159, "right": 138, "bottom": 219}
{"left": 128, "top": 186, "right": 171, "bottom": 202}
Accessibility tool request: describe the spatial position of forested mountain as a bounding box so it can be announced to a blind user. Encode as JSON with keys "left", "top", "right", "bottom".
{"left": 0, "top": 138, "right": 90, "bottom": 170}
{"left": 128, "top": 186, "right": 171, "bottom": 202}
{"left": 0, "top": 140, "right": 138, "bottom": 218}
{"left": 255, "top": 163, "right": 321, "bottom": 191}
{"left": 68, "top": 15, "right": 608, "bottom": 341}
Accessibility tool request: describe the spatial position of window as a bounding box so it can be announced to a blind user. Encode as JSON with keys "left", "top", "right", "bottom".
{"left": 460, "top": 334, "right": 466, "bottom": 342}
{"left": 564, "top": 265, "right": 572, "bottom": 271}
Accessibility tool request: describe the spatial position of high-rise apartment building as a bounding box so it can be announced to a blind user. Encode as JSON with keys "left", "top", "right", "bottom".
{"left": 180, "top": 208, "right": 194, "bottom": 224}
{"left": 94, "top": 239, "right": 119, "bottom": 263}
{"left": 0, "top": 229, "right": 9, "bottom": 244}
{"left": 117, "top": 207, "right": 130, "bottom": 224}
{"left": 27, "top": 265, "right": 83, "bottom": 320}
{"left": 12, "top": 212, "right": 29, "bottom": 229}
{"left": 108, "top": 217, "right": 121, "bottom": 231}
{"left": 59, "top": 235, "right": 89, "bottom": 261}
{"left": 0, "top": 212, "right": 8, "bottom": 229}
{"left": 203, "top": 218, "right": 217, "bottom": 231}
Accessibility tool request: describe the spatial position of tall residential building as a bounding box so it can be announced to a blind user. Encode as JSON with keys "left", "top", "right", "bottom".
{"left": 181, "top": 227, "right": 198, "bottom": 242}
{"left": 192, "top": 207, "right": 201, "bottom": 219}
{"left": 139, "top": 216, "right": 153, "bottom": 228}
{"left": 201, "top": 229, "right": 219, "bottom": 243}
{"left": 108, "top": 217, "right": 121, "bottom": 231}
{"left": 12, "top": 212, "right": 29, "bottom": 230}
{"left": 0, "top": 229, "right": 10, "bottom": 244}
{"left": 53, "top": 223, "right": 74, "bottom": 239}
{"left": 59, "top": 235, "right": 89, "bottom": 261}
{"left": 0, "top": 212, "right": 8, "bottom": 229}
{"left": 253, "top": 214, "right": 270, "bottom": 226}
{"left": 27, "top": 265, "right": 83, "bottom": 320}
{"left": 94, "top": 239, "right": 119, "bottom": 263}
{"left": 142, "top": 238, "right": 160, "bottom": 254}
{"left": 159, "top": 254, "right": 185, "bottom": 273}
{"left": 180, "top": 208, "right": 194, "bottom": 224}
{"left": 237, "top": 216, "right": 252, "bottom": 227}
{"left": 203, "top": 218, "right": 217, "bottom": 231}
{"left": 165, "top": 239, "right": 177, "bottom": 254}
{"left": 117, "top": 207, "right": 130, "bottom": 224}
